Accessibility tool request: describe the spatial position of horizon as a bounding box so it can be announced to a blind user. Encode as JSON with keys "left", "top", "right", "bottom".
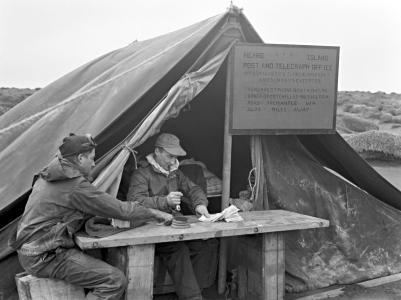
{"left": 1, "top": 0, "right": 401, "bottom": 93}
{"left": 2, "top": 87, "right": 400, "bottom": 96}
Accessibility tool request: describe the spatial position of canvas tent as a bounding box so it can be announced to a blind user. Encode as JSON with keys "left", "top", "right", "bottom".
{"left": 2, "top": 7, "right": 401, "bottom": 299}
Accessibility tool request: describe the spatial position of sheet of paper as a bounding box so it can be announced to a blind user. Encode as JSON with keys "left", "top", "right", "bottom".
{"left": 199, "top": 213, "right": 223, "bottom": 222}
{"left": 199, "top": 205, "right": 244, "bottom": 222}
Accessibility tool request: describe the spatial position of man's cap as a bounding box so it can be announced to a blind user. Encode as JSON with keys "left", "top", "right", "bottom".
{"left": 59, "top": 133, "right": 97, "bottom": 157}
{"left": 155, "top": 133, "right": 186, "bottom": 156}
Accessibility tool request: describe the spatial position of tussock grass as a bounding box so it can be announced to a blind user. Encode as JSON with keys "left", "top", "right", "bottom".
{"left": 392, "top": 116, "right": 401, "bottom": 124}
{"left": 380, "top": 112, "right": 393, "bottom": 123}
{"left": 348, "top": 104, "right": 366, "bottom": 114}
{"left": 340, "top": 114, "right": 379, "bottom": 132}
{"left": 344, "top": 131, "right": 401, "bottom": 160}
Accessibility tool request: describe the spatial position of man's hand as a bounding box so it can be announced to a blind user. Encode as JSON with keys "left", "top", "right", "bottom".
{"left": 149, "top": 208, "right": 173, "bottom": 225}
{"left": 195, "top": 205, "right": 210, "bottom": 218}
{"left": 166, "top": 191, "right": 183, "bottom": 208}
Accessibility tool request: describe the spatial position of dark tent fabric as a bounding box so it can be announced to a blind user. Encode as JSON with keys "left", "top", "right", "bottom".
{"left": 2, "top": 7, "right": 401, "bottom": 298}
{"left": 298, "top": 133, "right": 401, "bottom": 210}
{"left": 261, "top": 135, "right": 401, "bottom": 292}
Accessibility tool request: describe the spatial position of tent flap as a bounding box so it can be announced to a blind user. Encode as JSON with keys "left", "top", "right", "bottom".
{"left": 94, "top": 46, "right": 231, "bottom": 195}
{"left": 262, "top": 135, "right": 401, "bottom": 292}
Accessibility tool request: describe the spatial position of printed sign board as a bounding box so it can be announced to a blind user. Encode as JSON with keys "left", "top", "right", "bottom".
{"left": 229, "top": 43, "right": 339, "bottom": 134}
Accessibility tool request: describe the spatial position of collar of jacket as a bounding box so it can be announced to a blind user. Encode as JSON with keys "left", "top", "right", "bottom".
{"left": 146, "top": 153, "right": 179, "bottom": 177}
{"left": 38, "top": 152, "right": 92, "bottom": 182}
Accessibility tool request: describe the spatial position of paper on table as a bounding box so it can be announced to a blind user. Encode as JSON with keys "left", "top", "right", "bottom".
{"left": 199, "top": 205, "right": 244, "bottom": 222}
{"left": 199, "top": 212, "right": 224, "bottom": 222}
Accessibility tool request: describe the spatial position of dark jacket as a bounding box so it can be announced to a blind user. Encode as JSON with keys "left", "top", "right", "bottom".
{"left": 13, "top": 155, "right": 154, "bottom": 256}
{"left": 127, "top": 160, "right": 208, "bottom": 214}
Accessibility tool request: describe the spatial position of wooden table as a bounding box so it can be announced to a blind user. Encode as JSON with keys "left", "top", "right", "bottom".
{"left": 75, "top": 210, "right": 329, "bottom": 300}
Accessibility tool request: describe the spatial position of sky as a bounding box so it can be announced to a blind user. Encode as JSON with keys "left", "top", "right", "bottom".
{"left": 1, "top": 0, "right": 400, "bottom": 93}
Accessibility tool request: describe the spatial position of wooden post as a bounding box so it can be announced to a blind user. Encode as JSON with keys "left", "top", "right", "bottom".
{"left": 218, "top": 52, "right": 234, "bottom": 294}
{"left": 126, "top": 245, "right": 155, "bottom": 300}
{"left": 107, "top": 245, "right": 155, "bottom": 300}
{"left": 262, "top": 232, "right": 285, "bottom": 300}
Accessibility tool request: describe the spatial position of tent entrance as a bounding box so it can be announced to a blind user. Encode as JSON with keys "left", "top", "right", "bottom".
{"left": 126, "top": 60, "right": 253, "bottom": 210}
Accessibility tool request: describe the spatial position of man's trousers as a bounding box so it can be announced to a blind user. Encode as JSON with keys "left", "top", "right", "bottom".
{"left": 18, "top": 247, "right": 126, "bottom": 300}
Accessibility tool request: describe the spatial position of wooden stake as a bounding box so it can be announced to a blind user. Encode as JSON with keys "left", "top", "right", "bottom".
{"left": 218, "top": 51, "right": 234, "bottom": 294}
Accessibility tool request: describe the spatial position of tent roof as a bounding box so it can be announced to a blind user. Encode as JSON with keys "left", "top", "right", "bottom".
{"left": 0, "top": 9, "right": 262, "bottom": 217}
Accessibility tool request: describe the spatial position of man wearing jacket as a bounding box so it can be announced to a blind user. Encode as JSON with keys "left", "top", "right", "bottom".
{"left": 13, "top": 133, "right": 172, "bottom": 300}
{"left": 127, "top": 133, "right": 214, "bottom": 300}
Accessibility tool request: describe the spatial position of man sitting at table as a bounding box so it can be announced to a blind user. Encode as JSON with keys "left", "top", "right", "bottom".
{"left": 127, "top": 133, "right": 215, "bottom": 300}
{"left": 11, "top": 133, "right": 172, "bottom": 300}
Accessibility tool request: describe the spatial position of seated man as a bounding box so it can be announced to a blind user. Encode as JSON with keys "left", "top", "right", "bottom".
{"left": 127, "top": 133, "right": 215, "bottom": 300}
{"left": 11, "top": 133, "right": 172, "bottom": 300}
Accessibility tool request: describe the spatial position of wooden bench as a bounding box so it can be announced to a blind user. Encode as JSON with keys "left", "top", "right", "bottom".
{"left": 75, "top": 210, "right": 329, "bottom": 300}
{"left": 15, "top": 272, "right": 85, "bottom": 300}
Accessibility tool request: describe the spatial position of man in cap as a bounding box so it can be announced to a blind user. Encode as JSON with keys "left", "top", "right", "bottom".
{"left": 127, "top": 133, "right": 214, "bottom": 300}
{"left": 12, "top": 133, "right": 172, "bottom": 300}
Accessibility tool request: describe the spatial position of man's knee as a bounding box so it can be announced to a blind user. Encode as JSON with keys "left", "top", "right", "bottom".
{"left": 87, "top": 267, "right": 127, "bottom": 300}
{"left": 106, "top": 267, "right": 127, "bottom": 295}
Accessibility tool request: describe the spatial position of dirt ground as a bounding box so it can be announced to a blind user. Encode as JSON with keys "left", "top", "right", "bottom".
{"left": 287, "top": 280, "right": 401, "bottom": 300}
{"left": 323, "top": 282, "right": 401, "bottom": 300}
{"left": 154, "top": 279, "right": 401, "bottom": 300}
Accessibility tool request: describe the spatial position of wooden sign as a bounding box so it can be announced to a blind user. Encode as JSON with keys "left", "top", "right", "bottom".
{"left": 229, "top": 43, "right": 339, "bottom": 135}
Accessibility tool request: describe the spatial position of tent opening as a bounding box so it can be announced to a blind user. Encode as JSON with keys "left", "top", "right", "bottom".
{"left": 117, "top": 60, "right": 253, "bottom": 211}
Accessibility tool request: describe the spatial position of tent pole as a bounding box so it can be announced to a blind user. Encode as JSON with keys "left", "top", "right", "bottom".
{"left": 218, "top": 53, "right": 233, "bottom": 294}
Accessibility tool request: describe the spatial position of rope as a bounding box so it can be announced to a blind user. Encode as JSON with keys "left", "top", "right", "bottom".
{"left": 248, "top": 167, "right": 257, "bottom": 201}
{"left": 122, "top": 143, "right": 138, "bottom": 169}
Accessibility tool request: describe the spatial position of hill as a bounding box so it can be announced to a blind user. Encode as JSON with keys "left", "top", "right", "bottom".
{"left": 0, "top": 87, "right": 39, "bottom": 115}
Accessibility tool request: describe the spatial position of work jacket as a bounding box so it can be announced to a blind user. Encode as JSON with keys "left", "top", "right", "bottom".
{"left": 12, "top": 155, "right": 155, "bottom": 256}
{"left": 127, "top": 156, "right": 208, "bottom": 214}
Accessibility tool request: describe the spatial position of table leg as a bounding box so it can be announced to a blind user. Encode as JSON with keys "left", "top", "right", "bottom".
{"left": 126, "top": 244, "right": 155, "bottom": 300}
{"left": 217, "top": 237, "right": 228, "bottom": 294}
{"left": 262, "top": 232, "right": 285, "bottom": 300}
{"left": 106, "top": 244, "right": 155, "bottom": 300}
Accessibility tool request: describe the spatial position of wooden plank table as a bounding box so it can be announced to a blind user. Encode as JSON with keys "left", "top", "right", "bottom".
{"left": 75, "top": 210, "right": 329, "bottom": 300}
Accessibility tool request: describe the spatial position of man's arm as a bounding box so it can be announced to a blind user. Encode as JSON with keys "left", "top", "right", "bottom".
{"left": 69, "top": 180, "right": 171, "bottom": 222}
{"left": 177, "top": 170, "right": 209, "bottom": 216}
{"left": 127, "top": 170, "right": 171, "bottom": 212}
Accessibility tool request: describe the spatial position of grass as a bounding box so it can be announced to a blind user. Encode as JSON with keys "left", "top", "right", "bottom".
{"left": 0, "top": 87, "right": 38, "bottom": 115}
{"left": 339, "top": 114, "right": 379, "bottom": 133}
{"left": 344, "top": 131, "right": 401, "bottom": 160}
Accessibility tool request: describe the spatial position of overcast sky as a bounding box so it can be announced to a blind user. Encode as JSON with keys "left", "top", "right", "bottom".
{"left": 1, "top": 0, "right": 400, "bottom": 93}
